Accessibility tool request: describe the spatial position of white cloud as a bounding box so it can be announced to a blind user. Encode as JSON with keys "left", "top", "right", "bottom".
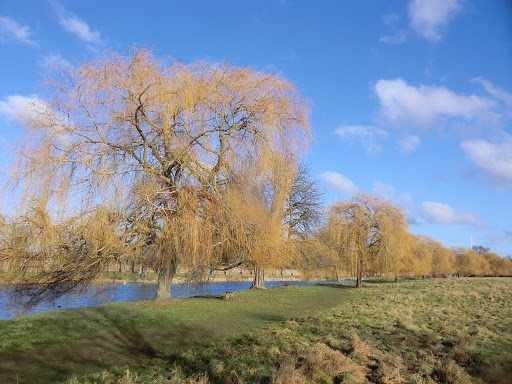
{"left": 0, "top": 95, "right": 73, "bottom": 148}
{"left": 320, "top": 171, "right": 358, "bottom": 195}
{"left": 0, "top": 16, "right": 37, "bottom": 46}
{"left": 374, "top": 78, "right": 495, "bottom": 126}
{"left": 0, "top": 95, "right": 43, "bottom": 121}
{"left": 334, "top": 125, "right": 388, "bottom": 153}
{"left": 51, "top": 1, "right": 102, "bottom": 44}
{"left": 409, "top": 0, "right": 462, "bottom": 41}
{"left": 421, "top": 201, "right": 484, "bottom": 228}
{"left": 472, "top": 77, "right": 512, "bottom": 109}
{"left": 398, "top": 135, "right": 420, "bottom": 152}
{"left": 461, "top": 136, "right": 512, "bottom": 188}
{"left": 60, "top": 16, "right": 101, "bottom": 43}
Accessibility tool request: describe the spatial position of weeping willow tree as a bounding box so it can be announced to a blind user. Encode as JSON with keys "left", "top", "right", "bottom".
{"left": 417, "top": 235, "right": 456, "bottom": 277}
{"left": 380, "top": 208, "right": 410, "bottom": 282}
{"left": 2, "top": 205, "right": 126, "bottom": 307}
{"left": 325, "top": 192, "right": 408, "bottom": 288}
{"left": 3, "top": 48, "right": 310, "bottom": 302}
{"left": 223, "top": 153, "right": 298, "bottom": 289}
{"left": 409, "top": 234, "right": 436, "bottom": 278}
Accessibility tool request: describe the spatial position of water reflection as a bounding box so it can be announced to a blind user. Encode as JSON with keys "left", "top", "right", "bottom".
{"left": 0, "top": 280, "right": 339, "bottom": 320}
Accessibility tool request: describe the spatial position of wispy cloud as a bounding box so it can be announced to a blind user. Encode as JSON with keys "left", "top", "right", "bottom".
{"left": 0, "top": 16, "right": 37, "bottom": 46}
{"left": 320, "top": 171, "right": 358, "bottom": 195}
{"left": 40, "top": 54, "right": 72, "bottom": 71}
{"left": 409, "top": 0, "right": 462, "bottom": 41}
{"left": 372, "top": 181, "right": 417, "bottom": 225}
{"left": 374, "top": 78, "right": 495, "bottom": 126}
{"left": 0, "top": 95, "right": 43, "bottom": 121}
{"left": 461, "top": 135, "right": 512, "bottom": 189}
{"left": 472, "top": 77, "right": 512, "bottom": 110}
{"left": 0, "top": 94, "right": 73, "bottom": 148}
{"left": 398, "top": 135, "right": 420, "bottom": 152}
{"left": 379, "top": 33, "right": 406, "bottom": 45}
{"left": 421, "top": 201, "right": 485, "bottom": 228}
{"left": 51, "top": 1, "right": 102, "bottom": 44}
{"left": 334, "top": 125, "right": 388, "bottom": 153}
{"left": 379, "top": 13, "right": 406, "bottom": 45}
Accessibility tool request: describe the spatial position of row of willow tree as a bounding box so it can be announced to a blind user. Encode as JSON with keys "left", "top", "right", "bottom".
{"left": 1, "top": 49, "right": 511, "bottom": 307}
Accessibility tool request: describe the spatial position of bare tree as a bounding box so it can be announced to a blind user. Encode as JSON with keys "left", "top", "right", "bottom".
{"left": 284, "top": 163, "right": 324, "bottom": 240}
{"left": 4, "top": 48, "right": 310, "bottom": 301}
{"left": 472, "top": 245, "right": 490, "bottom": 255}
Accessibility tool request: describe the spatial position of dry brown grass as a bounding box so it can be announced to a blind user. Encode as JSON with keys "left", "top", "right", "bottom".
{"left": 271, "top": 343, "right": 366, "bottom": 384}
{"left": 350, "top": 332, "right": 383, "bottom": 364}
{"left": 68, "top": 368, "right": 211, "bottom": 384}
{"left": 431, "top": 359, "right": 473, "bottom": 384}
{"left": 302, "top": 343, "right": 364, "bottom": 381}
{"left": 271, "top": 363, "right": 309, "bottom": 384}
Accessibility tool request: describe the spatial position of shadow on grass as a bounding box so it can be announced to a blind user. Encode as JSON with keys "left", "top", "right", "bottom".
{"left": 249, "top": 312, "right": 288, "bottom": 323}
{"left": 362, "top": 279, "right": 394, "bottom": 285}
{"left": 0, "top": 306, "right": 211, "bottom": 384}
{"left": 316, "top": 283, "right": 352, "bottom": 289}
{"left": 363, "top": 279, "right": 400, "bottom": 287}
{"left": 192, "top": 294, "right": 226, "bottom": 300}
{"left": 318, "top": 279, "right": 398, "bottom": 288}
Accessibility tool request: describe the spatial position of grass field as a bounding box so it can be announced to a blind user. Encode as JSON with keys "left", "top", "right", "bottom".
{"left": 0, "top": 278, "right": 511, "bottom": 383}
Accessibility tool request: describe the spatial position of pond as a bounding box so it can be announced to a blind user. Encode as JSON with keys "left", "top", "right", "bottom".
{"left": 0, "top": 280, "right": 343, "bottom": 320}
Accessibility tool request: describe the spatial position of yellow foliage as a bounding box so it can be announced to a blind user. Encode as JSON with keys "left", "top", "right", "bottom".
{"left": 325, "top": 192, "right": 408, "bottom": 286}
{"left": 3, "top": 48, "right": 311, "bottom": 300}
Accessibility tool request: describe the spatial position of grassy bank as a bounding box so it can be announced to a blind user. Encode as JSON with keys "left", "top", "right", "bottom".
{"left": 1, "top": 278, "right": 511, "bottom": 383}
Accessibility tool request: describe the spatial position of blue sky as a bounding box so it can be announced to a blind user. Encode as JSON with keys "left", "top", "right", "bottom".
{"left": 0, "top": 0, "right": 511, "bottom": 256}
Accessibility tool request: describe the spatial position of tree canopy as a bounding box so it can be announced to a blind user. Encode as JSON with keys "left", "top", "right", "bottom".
{"left": 325, "top": 192, "right": 409, "bottom": 288}
{"left": 3, "top": 48, "right": 311, "bottom": 301}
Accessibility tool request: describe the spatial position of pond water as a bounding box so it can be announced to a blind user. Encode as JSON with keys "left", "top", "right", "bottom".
{"left": 0, "top": 280, "right": 342, "bottom": 320}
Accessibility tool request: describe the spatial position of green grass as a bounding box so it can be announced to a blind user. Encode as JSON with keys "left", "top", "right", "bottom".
{"left": 0, "top": 285, "right": 349, "bottom": 383}
{"left": 1, "top": 278, "right": 511, "bottom": 383}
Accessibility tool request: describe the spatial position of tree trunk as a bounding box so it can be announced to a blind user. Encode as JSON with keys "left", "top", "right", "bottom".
{"left": 251, "top": 267, "right": 265, "bottom": 289}
{"left": 356, "top": 260, "right": 363, "bottom": 288}
{"left": 394, "top": 274, "right": 398, "bottom": 283}
{"left": 154, "top": 262, "right": 176, "bottom": 300}
{"left": 336, "top": 268, "right": 342, "bottom": 283}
